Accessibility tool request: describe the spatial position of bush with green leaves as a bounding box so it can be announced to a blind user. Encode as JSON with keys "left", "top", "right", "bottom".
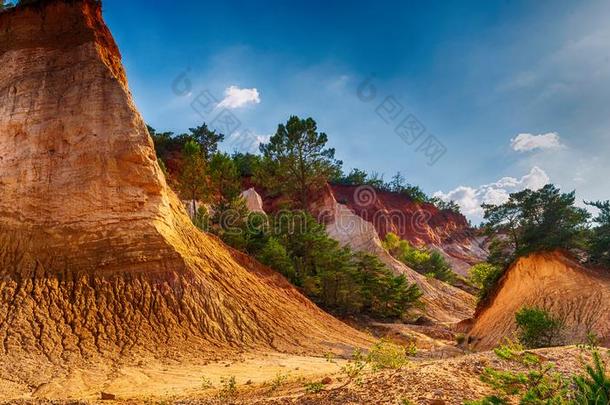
{"left": 515, "top": 306, "right": 564, "bottom": 349}
{"left": 219, "top": 376, "right": 237, "bottom": 399}
{"left": 338, "top": 340, "right": 416, "bottom": 388}
{"left": 469, "top": 262, "right": 503, "bottom": 300}
{"left": 304, "top": 381, "right": 325, "bottom": 394}
{"left": 366, "top": 338, "right": 415, "bottom": 371}
{"left": 572, "top": 350, "right": 610, "bottom": 404}
{"left": 383, "top": 232, "right": 455, "bottom": 283}
{"left": 471, "top": 340, "right": 610, "bottom": 405}
{"left": 257, "top": 237, "right": 296, "bottom": 281}
{"left": 472, "top": 341, "right": 569, "bottom": 404}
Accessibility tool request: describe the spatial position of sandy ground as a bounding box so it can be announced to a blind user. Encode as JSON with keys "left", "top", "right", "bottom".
{"left": 3, "top": 345, "right": 604, "bottom": 405}
{"left": 0, "top": 352, "right": 347, "bottom": 403}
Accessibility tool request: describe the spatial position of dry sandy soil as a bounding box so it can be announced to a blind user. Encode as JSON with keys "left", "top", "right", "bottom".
{"left": 2, "top": 346, "right": 604, "bottom": 405}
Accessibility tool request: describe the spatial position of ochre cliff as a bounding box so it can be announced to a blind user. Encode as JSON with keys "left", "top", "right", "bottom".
{"left": 308, "top": 185, "right": 476, "bottom": 323}
{"left": 467, "top": 252, "right": 610, "bottom": 349}
{"left": 0, "top": 0, "right": 368, "bottom": 386}
{"left": 325, "top": 184, "right": 488, "bottom": 276}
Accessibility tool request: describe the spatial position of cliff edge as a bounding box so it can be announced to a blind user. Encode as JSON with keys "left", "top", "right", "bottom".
{"left": 0, "top": 0, "right": 367, "bottom": 388}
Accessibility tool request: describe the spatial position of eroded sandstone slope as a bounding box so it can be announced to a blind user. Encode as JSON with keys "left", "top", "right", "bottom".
{"left": 0, "top": 0, "right": 368, "bottom": 386}
{"left": 327, "top": 184, "right": 488, "bottom": 276}
{"left": 468, "top": 252, "right": 610, "bottom": 349}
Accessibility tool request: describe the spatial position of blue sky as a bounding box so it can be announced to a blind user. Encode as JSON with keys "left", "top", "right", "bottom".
{"left": 103, "top": 0, "right": 610, "bottom": 221}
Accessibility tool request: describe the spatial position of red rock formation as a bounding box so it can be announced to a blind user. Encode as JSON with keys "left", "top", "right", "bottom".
{"left": 328, "top": 184, "right": 468, "bottom": 244}
{"left": 0, "top": 0, "right": 367, "bottom": 385}
{"left": 307, "top": 185, "right": 476, "bottom": 323}
{"left": 323, "top": 184, "right": 488, "bottom": 276}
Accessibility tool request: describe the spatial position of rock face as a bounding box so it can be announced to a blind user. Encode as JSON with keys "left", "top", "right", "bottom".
{"left": 468, "top": 252, "right": 610, "bottom": 349}
{"left": 241, "top": 188, "right": 266, "bottom": 214}
{"left": 328, "top": 184, "right": 488, "bottom": 277}
{"left": 309, "top": 186, "right": 476, "bottom": 323}
{"left": 0, "top": 0, "right": 367, "bottom": 383}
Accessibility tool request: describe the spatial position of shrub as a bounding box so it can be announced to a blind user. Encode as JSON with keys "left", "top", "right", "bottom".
{"left": 269, "top": 371, "right": 289, "bottom": 392}
{"left": 455, "top": 333, "right": 466, "bottom": 345}
{"left": 383, "top": 233, "right": 454, "bottom": 283}
{"left": 219, "top": 376, "right": 237, "bottom": 398}
{"left": 573, "top": 350, "right": 610, "bottom": 404}
{"left": 476, "top": 342, "right": 568, "bottom": 403}
{"left": 367, "top": 339, "right": 414, "bottom": 371}
{"left": 472, "top": 341, "right": 610, "bottom": 404}
{"left": 515, "top": 307, "right": 564, "bottom": 348}
{"left": 338, "top": 340, "right": 416, "bottom": 388}
{"left": 469, "top": 262, "right": 503, "bottom": 300}
{"left": 201, "top": 376, "right": 213, "bottom": 389}
{"left": 304, "top": 381, "right": 325, "bottom": 394}
{"left": 339, "top": 349, "right": 368, "bottom": 386}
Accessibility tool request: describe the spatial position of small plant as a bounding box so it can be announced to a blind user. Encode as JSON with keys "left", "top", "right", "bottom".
{"left": 472, "top": 341, "right": 568, "bottom": 404}
{"left": 573, "top": 350, "right": 610, "bottom": 404}
{"left": 578, "top": 331, "right": 600, "bottom": 350}
{"left": 493, "top": 338, "right": 524, "bottom": 360}
{"left": 304, "top": 381, "right": 325, "bottom": 394}
{"left": 515, "top": 306, "right": 564, "bottom": 348}
{"left": 219, "top": 375, "right": 237, "bottom": 398}
{"left": 200, "top": 376, "right": 214, "bottom": 389}
{"left": 464, "top": 396, "right": 507, "bottom": 405}
{"left": 269, "top": 371, "right": 289, "bottom": 392}
{"left": 367, "top": 339, "right": 414, "bottom": 371}
{"left": 324, "top": 351, "right": 336, "bottom": 363}
{"left": 336, "top": 339, "right": 416, "bottom": 390}
{"left": 455, "top": 333, "right": 466, "bottom": 345}
{"left": 339, "top": 349, "right": 368, "bottom": 387}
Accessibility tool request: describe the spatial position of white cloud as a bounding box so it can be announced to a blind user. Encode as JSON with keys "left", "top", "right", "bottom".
{"left": 510, "top": 132, "right": 565, "bottom": 152}
{"left": 434, "top": 166, "right": 550, "bottom": 221}
{"left": 225, "top": 130, "right": 270, "bottom": 153}
{"left": 217, "top": 86, "right": 261, "bottom": 109}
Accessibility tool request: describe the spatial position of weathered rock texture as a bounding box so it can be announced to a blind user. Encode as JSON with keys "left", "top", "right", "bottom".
{"left": 309, "top": 186, "right": 476, "bottom": 323}
{"left": 327, "top": 184, "right": 488, "bottom": 276}
{"left": 241, "top": 188, "right": 266, "bottom": 214}
{"left": 468, "top": 252, "right": 610, "bottom": 349}
{"left": 0, "top": 0, "right": 367, "bottom": 384}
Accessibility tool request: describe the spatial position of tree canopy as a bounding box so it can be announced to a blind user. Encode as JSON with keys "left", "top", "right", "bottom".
{"left": 188, "top": 124, "right": 224, "bottom": 160}
{"left": 585, "top": 200, "right": 610, "bottom": 268}
{"left": 258, "top": 116, "right": 342, "bottom": 209}
{"left": 482, "top": 184, "right": 590, "bottom": 262}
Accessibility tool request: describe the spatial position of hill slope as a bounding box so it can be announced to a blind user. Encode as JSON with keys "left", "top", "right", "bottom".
{"left": 328, "top": 184, "right": 488, "bottom": 276}
{"left": 310, "top": 185, "right": 476, "bottom": 323}
{"left": 468, "top": 252, "right": 610, "bottom": 349}
{"left": 0, "top": 0, "right": 368, "bottom": 389}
